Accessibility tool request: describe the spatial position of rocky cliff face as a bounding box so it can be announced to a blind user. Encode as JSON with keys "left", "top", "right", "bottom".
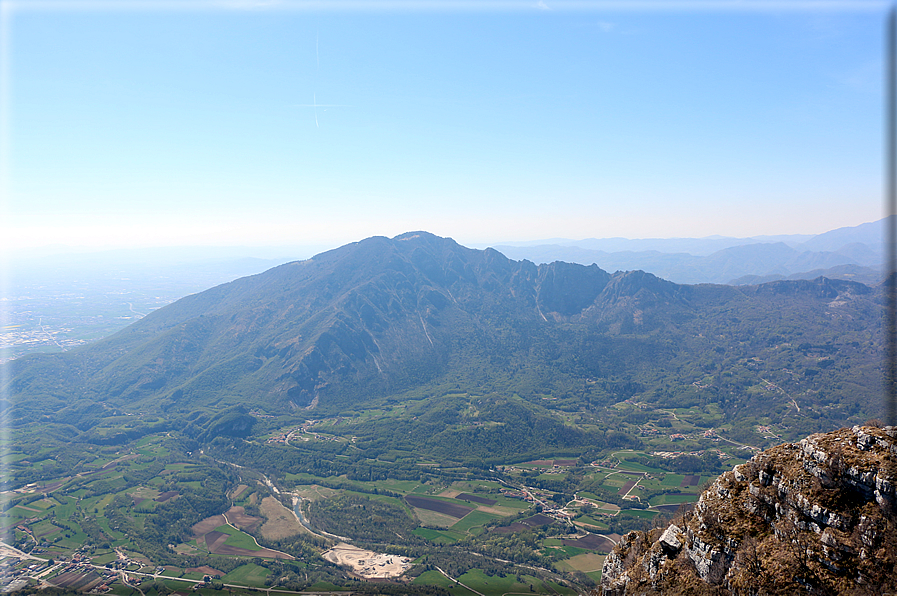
{"left": 600, "top": 424, "right": 897, "bottom": 595}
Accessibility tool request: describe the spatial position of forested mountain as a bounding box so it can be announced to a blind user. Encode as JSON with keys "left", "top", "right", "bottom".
{"left": 1, "top": 232, "right": 888, "bottom": 595}
{"left": 1, "top": 232, "right": 883, "bottom": 437}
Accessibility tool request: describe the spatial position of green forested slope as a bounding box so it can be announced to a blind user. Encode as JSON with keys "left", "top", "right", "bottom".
{"left": 2, "top": 232, "right": 883, "bottom": 437}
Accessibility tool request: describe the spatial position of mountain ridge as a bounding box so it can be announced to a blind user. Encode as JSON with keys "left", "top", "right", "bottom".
{"left": 490, "top": 217, "right": 886, "bottom": 285}
{"left": 1, "top": 231, "right": 884, "bottom": 438}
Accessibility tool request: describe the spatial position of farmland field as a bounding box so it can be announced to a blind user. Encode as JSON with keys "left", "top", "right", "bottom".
{"left": 451, "top": 510, "right": 501, "bottom": 533}
{"left": 405, "top": 496, "right": 473, "bottom": 518}
{"left": 2, "top": 392, "right": 756, "bottom": 596}
{"left": 223, "top": 563, "right": 270, "bottom": 584}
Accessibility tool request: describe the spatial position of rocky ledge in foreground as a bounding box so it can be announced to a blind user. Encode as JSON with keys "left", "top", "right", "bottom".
{"left": 600, "top": 425, "right": 897, "bottom": 595}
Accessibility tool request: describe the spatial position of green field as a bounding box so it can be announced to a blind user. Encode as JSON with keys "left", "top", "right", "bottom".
{"left": 4, "top": 387, "right": 747, "bottom": 596}
{"left": 456, "top": 569, "right": 577, "bottom": 596}
{"left": 354, "top": 478, "right": 423, "bottom": 493}
{"left": 222, "top": 563, "right": 270, "bottom": 585}
{"left": 413, "top": 570, "right": 479, "bottom": 596}
{"left": 651, "top": 493, "right": 698, "bottom": 505}
{"left": 616, "top": 460, "right": 662, "bottom": 473}
{"left": 659, "top": 474, "right": 685, "bottom": 487}
{"left": 214, "top": 525, "right": 261, "bottom": 551}
{"left": 413, "top": 527, "right": 464, "bottom": 543}
{"left": 305, "top": 581, "right": 350, "bottom": 592}
{"left": 619, "top": 509, "right": 659, "bottom": 519}
{"left": 575, "top": 515, "right": 609, "bottom": 529}
{"left": 451, "top": 510, "right": 501, "bottom": 533}
{"left": 548, "top": 545, "right": 589, "bottom": 558}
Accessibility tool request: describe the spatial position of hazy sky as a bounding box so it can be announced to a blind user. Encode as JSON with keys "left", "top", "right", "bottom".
{"left": 0, "top": 1, "right": 887, "bottom": 250}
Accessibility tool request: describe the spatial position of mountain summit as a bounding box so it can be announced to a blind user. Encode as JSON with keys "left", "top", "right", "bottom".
{"left": 2, "top": 232, "right": 882, "bottom": 433}
{"left": 4, "top": 232, "right": 622, "bottom": 414}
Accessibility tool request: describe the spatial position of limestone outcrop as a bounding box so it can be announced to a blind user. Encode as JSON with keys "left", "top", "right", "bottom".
{"left": 599, "top": 425, "right": 897, "bottom": 595}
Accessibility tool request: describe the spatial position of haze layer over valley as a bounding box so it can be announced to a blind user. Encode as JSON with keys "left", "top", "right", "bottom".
{"left": 2, "top": 218, "right": 884, "bottom": 363}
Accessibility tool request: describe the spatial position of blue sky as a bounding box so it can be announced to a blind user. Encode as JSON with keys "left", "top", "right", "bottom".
{"left": 0, "top": 1, "right": 887, "bottom": 250}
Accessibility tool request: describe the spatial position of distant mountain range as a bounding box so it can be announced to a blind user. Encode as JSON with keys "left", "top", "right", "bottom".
{"left": 3, "top": 232, "right": 883, "bottom": 440}
{"left": 489, "top": 217, "right": 885, "bottom": 285}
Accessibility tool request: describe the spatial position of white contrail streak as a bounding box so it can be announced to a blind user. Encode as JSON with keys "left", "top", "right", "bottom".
{"left": 292, "top": 36, "right": 349, "bottom": 128}
{"left": 294, "top": 93, "right": 351, "bottom": 128}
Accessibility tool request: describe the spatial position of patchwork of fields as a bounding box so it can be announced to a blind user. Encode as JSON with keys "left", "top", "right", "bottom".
{"left": 2, "top": 399, "right": 734, "bottom": 595}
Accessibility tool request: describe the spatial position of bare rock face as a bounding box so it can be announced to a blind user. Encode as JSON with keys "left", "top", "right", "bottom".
{"left": 658, "top": 524, "right": 683, "bottom": 555}
{"left": 599, "top": 425, "right": 897, "bottom": 595}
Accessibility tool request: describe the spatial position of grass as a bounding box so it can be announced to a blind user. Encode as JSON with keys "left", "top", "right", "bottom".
{"left": 575, "top": 515, "right": 609, "bottom": 529}
{"left": 651, "top": 493, "right": 698, "bottom": 505}
{"left": 408, "top": 494, "right": 473, "bottom": 505}
{"left": 619, "top": 509, "right": 659, "bottom": 519}
{"left": 490, "top": 496, "right": 528, "bottom": 509}
{"left": 134, "top": 500, "right": 158, "bottom": 513}
{"left": 29, "top": 499, "right": 56, "bottom": 511}
{"left": 156, "top": 578, "right": 197, "bottom": 592}
{"left": 95, "top": 493, "right": 116, "bottom": 511}
{"left": 586, "top": 570, "right": 603, "bottom": 583}
{"left": 558, "top": 552, "right": 605, "bottom": 573}
{"left": 413, "top": 570, "right": 479, "bottom": 596}
{"left": 213, "top": 525, "right": 262, "bottom": 551}
{"left": 660, "top": 474, "right": 686, "bottom": 487}
{"left": 222, "top": 563, "right": 270, "bottom": 585}
{"left": 362, "top": 478, "right": 423, "bottom": 492}
{"left": 413, "top": 507, "right": 459, "bottom": 528}
{"left": 285, "top": 472, "right": 327, "bottom": 483}
{"left": 546, "top": 581, "right": 578, "bottom": 595}
{"left": 413, "top": 527, "right": 464, "bottom": 543}
{"left": 53, "top": 497, "right": 78, "bottom": 520}
{"left": 457, "top": 569, "right": 522, "bottom": 596}
{"left": 537, "top": 473, "right": 566, "bottom": 480}
{"left": 91, "top": 552, "right": 119, "bottom": 564}
{"left": 451, "top": 510, "right": 501, "bottom": 533}
{"left": 8, "top": 506, "right": 41, "bottom": 518}
{"left": 551, "top": 545, "right": 589, "bottom": 557}
{"left": 411, "top": 484, "right": 439, "bottom": 494}
{"left": 344, "top": 490, "right": 416, "bottom": 516}
{"left": 454, "top": 569, "right": 577, "bottom": 596}
{"left": 97, "top": 516, "right": 127, "bottom": 541}
{"left": 454, "top": 480, "right": 504, "bottom": 491}
{"left": 616, "top": 460, "right": 662, "bottom": 473}
{"left": 306, "top": 581, "right": 350, "bottom": 591}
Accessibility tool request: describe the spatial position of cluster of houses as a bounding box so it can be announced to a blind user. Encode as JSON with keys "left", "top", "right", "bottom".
{"left": 756, "top": 425, "right": 781, "bottom": 440}
{"left": 0, "top": 551, "right": 118, "bottom": 594}
{"left": 499, "top": 487, "right": 527, "bottom": 499}
{"left": 638, "top": 426, "right": 721, "bottom": 443}
{"left": 266, "top": 420, "right": 344, "bottom": 444}
{"left": 650, "top": 448, "right": 730, "bottom": 461}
